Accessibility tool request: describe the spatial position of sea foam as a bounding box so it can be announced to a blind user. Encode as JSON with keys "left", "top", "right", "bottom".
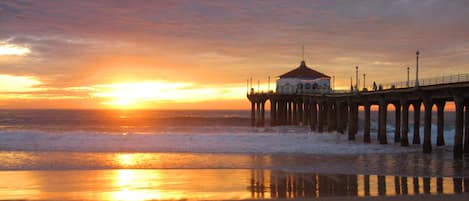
{"left": 0, "top": 126, "right": 455, "bottom": 154}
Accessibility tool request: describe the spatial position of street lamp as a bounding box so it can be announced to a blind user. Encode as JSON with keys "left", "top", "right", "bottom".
{"left": 407, "top": 67, "right": 410, "bottom": 87}
{"left": 355, "top": 66, "right": 359, "bottom": 91}
{"left": 363, "top": 73, "right": 366, "bottom": 90}
{"left": 415, "top": 50, "right": 420, "bottom": 87}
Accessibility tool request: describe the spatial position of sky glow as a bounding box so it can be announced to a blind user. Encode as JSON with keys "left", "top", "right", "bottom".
{"left": 0, "top": 0, "right": 468, "bottom": 109}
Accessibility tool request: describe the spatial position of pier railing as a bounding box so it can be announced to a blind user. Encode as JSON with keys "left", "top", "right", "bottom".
{"left": 377, "top": 73, "right": 469, "bottom": 91}
{"left": 248, "top": 73, "right": 469, "bottom": 95}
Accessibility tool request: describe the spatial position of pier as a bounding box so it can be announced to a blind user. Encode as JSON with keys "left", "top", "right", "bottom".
{"left": 248, "top": 62, "right": 469, "bottom": 159}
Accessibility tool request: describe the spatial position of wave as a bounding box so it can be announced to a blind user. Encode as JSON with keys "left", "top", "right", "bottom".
{"left": 0, "top": 125, "right": 455, "bottom": 154}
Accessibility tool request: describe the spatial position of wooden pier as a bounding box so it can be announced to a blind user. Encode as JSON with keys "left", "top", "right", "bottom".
{"left": 247, "top": 80, "right": 469, "bottom": 158}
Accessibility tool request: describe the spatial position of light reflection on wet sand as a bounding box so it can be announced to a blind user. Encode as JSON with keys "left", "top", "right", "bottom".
{"left": 0, "top": 151, "right": 468, "bottom": 200}
{"left": 0, "top": 169, "right": 468, "bottom": 201}
{"left": 0, "top": 169, "right": 253, "bottom": 201}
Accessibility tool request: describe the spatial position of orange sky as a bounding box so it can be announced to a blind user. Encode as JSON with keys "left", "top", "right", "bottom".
{"left": 0, "top": 1, "right": 468, "bottom": 109}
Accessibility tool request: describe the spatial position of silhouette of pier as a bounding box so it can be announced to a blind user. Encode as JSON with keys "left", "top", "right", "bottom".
{"left": 247, "top": 75, "right": 469, "bottom": 158}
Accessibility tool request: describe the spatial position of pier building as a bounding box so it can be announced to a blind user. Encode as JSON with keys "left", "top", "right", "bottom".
{"left": 276, "top": 61, "right": 331, "bottom": 94}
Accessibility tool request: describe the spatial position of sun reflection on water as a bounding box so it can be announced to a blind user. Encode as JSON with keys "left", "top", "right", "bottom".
{"left": 110, "top": 170, "right": 162, "bottom": 201}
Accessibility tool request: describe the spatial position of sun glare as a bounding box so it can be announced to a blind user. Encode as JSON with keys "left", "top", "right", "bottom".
{"left": 92, "top": 81, "right": 246, "bottom": 109}
{"left": 117, "top": 154, "right": 137, "bottom": 167}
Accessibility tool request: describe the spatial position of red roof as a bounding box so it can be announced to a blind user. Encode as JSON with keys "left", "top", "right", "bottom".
{"left": 279, "top": 61, "right": 330, "bottom": 79}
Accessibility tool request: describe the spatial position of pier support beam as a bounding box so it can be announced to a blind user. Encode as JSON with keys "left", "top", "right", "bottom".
{"left": 423, "top": 96, "right": 432, "bottom": 153}
{"left": 277, "top": 100, "right": 283, "bottom": 125}
{"left": 260, "top": 101, "right": 265, "bottom": 127}
{"left": 394, "top": 102, "right": 401, "bottom": 143}
{"left": 328, "top": 103, "right": 337, "bottom": 132}
{"left": 251, "top": 101, "right": 256, "bottom": 127}
{"left": 292, "top": 101, "right": 298, "bottom": 125}
{"left": 453, "top": 94, "right": 464, "bottom": 159}
{"left": 401, "top": 100, "right": 410, "bottom": 146}
{"left": 270, "top": 100, "right": 277, "bottom": 126}
{"left": 336, "top": 102, "right": 345, "bottom": 134}
{"left": 287, "top": 101, "right": 292, "bottom": 125}
{"left": 303, "top": 99, "right": 310, "bottom": 126}
{"left": 465, "top": 102, "right": 469, "bottom": 153}
{"left": 348, "top": 102, "right": 358, "bottom": 140}
{"left": 311, "top": 102, "right": 317, "bottom": 130}
{"left": 378, "top": 99, "right": 388, "bottom": 144}
{"left": 413, "top": 101, "right": 422, "bottom": 144}
{"left": 436, "top": 101, "right": 445, "bottom": 146}
{"left": 363, "top": 103, "right": 371, "bottom": 143}
{"left": 298, "top": 100, "right": 304, "bottom": 125}
{"left": 256, "top": 102, "right": 261, "bottom": 127}
{"left": 318, "top": 102, "right": 325, "bottom": 132}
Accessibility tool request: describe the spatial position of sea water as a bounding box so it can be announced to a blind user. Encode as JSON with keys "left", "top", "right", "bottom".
{"left": 0, "top": 109, "right": 467, "bottom": 200}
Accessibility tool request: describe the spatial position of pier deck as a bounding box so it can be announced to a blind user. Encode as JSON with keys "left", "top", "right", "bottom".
{"left": 247, "top": 81, "right": 469, "bottom": 158}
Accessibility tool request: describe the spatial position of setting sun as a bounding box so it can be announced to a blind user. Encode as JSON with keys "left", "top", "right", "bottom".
{"left": 90, "top": 81, "right": 246, "bottom": 109}
{"left": 91, "top": 81, "right": 191, "bottom": 108}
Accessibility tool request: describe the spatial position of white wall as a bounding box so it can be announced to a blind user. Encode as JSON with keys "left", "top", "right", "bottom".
{"left": 276, "top": 78, "right": 331, "bottom": 94}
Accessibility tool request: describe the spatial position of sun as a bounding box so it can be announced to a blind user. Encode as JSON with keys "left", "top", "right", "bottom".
{"left": 90, "top": 80, "right": 247, "bottom": 109}
{"left": 92, "top": 81, "right": 190, "bottom": 109}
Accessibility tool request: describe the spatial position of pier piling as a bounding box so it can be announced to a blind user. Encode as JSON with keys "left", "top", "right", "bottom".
{"left": 378, "top": 99, "right": 388, "bottom": 144}
{"left": 248, "top": 80, "right": 469, "bottom": 158}
{"left": 413, "top": 102, "right": 421, "bottom": 144}
{"left": 436, "top": 101, "right": 445, "bottom": 146}
{"left": 401, "top": 100, "right": 410, "bottom": 146}
{"left": 364, "top": 103, "right": 371, "bottom": 143}
{"left": 423, "top": 97, "right": 432, "bottom": 153}
{"left": 394, "top": 102, "right": 401, "bottom": 143}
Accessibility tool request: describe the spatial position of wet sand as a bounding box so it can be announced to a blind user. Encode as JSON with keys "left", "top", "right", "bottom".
{"left": 0, "top": 168, "right": 468, "bottom": 201}
{"left": 0, "top": 150, "right": 468, "bottom": 200}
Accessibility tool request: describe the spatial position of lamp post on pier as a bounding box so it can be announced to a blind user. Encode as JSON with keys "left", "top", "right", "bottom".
{"left": 363, "top": 73, "right": 366, "bottom": 90}
{"left": 407, "top": 67, "right": 410, "bottom": 87}
{"left": 355, "top": 66, "right": 359, "bottom": 92}
{"left": 415, "top": 50, "right": 420, "bottom": 87}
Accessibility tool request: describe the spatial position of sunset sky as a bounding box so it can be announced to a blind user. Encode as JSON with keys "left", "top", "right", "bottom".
{"left": 1, "top": 0, "right": 468, "bottom": 109}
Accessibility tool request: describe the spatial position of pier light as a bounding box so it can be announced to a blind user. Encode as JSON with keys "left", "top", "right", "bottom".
{"left": 407, "top": 67, "right": 410, "bottom": 87}
{"left": 363, "top": 73, "right": 366, "bottom": 90}
{"left": 355, "top": 66, "right": 359, "bottom": 91}
{"left": 415, "top": 50, "right": 420, "bottom": 87}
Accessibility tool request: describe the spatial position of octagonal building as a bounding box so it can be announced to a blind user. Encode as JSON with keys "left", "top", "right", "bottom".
{"left": 276, "top": 61, "right": 331, "bottom": 94}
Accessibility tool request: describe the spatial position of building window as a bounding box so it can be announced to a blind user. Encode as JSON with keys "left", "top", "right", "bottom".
{"left": 297, "top": 83, "right": 303, "bottom": 89}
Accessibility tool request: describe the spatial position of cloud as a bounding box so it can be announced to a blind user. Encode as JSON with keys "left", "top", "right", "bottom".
{"left": 0, "top": 0, "right": 469, "bottom": 108}
{"left": 0, "top": 40, "right": 31, "bottom": 56}
{"left": 0, "top": 74, "right": 41, "bottom": 92}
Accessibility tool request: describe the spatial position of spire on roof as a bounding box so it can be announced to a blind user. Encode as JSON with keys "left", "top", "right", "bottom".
{"left": 300, "top": 60, "right": 306, "bottom": 67}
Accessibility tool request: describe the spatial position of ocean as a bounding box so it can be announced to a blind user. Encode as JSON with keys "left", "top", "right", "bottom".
{"left": 0, "top": 109, "right": 467, "bottom": 200}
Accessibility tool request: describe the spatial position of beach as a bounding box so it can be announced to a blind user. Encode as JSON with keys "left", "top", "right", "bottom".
{"left": 0, "top": 110, "right": 468, "bottom": 200}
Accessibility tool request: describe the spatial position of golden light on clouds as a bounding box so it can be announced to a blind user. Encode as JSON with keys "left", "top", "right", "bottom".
{"left": 0, "top": 74, "right": 42, "bottom": 92}
{"left": 91, "top": 81, "right": 247, "bottom": 108}
{"left": 0, "top": 75, "right": 251, "bottom": 109}
{"left": 0, "top": 41, "right": 31, "bottom": 56}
